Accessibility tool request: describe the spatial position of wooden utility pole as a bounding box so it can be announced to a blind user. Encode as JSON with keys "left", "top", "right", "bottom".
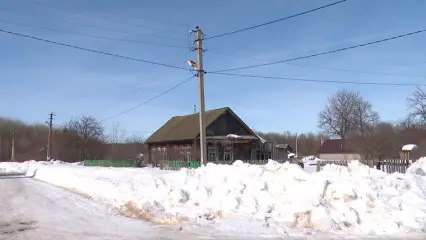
{"left": 295, "top": 133, "right": 298, "bottom": 158}
{"left": 0, "top": 133, "right": 2, "bottom": 161}
{"left": 195, "top": 26, "right": 207, "bottom": 166}
{"left": 11, "top": 129, "right": 16, "bottom": 161}
{"left": 46, "top": 112, "right": 54, "bottom": 161}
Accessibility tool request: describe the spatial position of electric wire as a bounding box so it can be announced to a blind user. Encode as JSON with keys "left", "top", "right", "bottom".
{"left": 204, "top": 0, "right": 349, "bottom": 40}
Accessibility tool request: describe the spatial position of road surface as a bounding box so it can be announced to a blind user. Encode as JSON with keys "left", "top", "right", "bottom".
{"left": 0, "top": 177, "right": 242, "bottom": 240}
{"left": 1, "top": 176, "right": 422, "bottom": 240}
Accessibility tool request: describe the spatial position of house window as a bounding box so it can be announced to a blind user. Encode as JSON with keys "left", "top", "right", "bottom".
{"left": 162, "top": 147, "right": 168, "bottom": 160}
{"left": 186, "top": 149, "right": 191, "bottom": 162}
{"left": 208, "top": 146, "right": 217, "bottom": 162}
{"left": 180, "top": 147, "right": 191, "bottom": 161}
{"left": 224, "top": 147, "right": 233, "bottom": 162}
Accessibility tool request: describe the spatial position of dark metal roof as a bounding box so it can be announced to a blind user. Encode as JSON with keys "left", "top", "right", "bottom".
{"left": 145, "top": 107, "right": 258, "bottom": 144}
{"left": 316, "top": 139, "right": 360, "bottom": 154}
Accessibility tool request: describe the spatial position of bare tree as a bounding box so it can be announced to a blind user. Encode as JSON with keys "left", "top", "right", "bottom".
{"left": 63, "top": 116, "right": 106, "bottom": 160}
{"left": 407, "top": 87, "right": 426, "bottom": 127}
{"left": 107, "top": 121, "right": 126, "bottom": 144}
{"left": 318, "top": 89, "right": 359, "bottom": 139}
{"left": 366, "top": 122, "right": 397, "bottom": 160}
{"left": 125, "top": 134, "right": 145, "bottom": 144}
{"left": 318, "top": 89, "right": 380, "bottom": 139}
{"left": 353, "top": 98, "right": 380, "bottom": 137}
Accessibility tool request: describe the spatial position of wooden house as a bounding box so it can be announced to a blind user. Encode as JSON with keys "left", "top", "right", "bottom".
{"left": 145, "top": 107, "right": 284, "bottom": 164}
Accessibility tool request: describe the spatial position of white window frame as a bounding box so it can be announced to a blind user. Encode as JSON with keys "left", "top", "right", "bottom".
{"left": 208, "top": 146, "right": 217, "bottom": 162}
{"left": 224, "top": 147, "right": 233, "bottom": 162}
{"left": 179, "top": 147, "right": 191, "bottom": 162}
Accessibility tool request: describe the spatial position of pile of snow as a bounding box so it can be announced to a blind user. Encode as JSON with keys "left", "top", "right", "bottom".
{"left": 0, "top": 160, "right": 38, "bottom": 174}
{"left": 2, "top": 158, "right": 426, "bottom": 236}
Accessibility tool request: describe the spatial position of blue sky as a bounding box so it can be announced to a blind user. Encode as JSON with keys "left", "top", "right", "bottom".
{"left": 0, "top": 0, "right": 425, "bottom": 138}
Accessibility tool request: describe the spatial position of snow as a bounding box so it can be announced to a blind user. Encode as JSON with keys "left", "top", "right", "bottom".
{"left": 402, "top": 144, "right": 418, "bottom": 151}
{"left": 303, "top": 156, "right": 320, "bottom": 173}
{"left": 254, "top": 133, "right": 267, "bottom": 143}
{"left": 227, "top": 134, "right": 241, "bottom": 139}
{"left": 2, "top": 158, "right": 426, "bottom": 238}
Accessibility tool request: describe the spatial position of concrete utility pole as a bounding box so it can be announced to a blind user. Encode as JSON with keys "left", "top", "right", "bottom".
{"left": 46, "top": 112, "right": 55, "bottom": 161}
{"left": 195, "top": 26, "right": 207, "bottom": 166}
{"left": 11, "top": 129, "right": 16, "bottom": 161}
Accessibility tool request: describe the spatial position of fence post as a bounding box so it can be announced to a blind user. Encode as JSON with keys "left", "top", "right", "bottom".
{"left": 316, "top": 161, "right": 320, "bottom": 172}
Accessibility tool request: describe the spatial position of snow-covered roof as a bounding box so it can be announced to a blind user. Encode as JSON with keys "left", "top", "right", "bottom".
{"left": 402, "top": 144, "right": 418, "bottom": 151}
{"left": 254, "top": 133, "right": 267, "bottom": 143}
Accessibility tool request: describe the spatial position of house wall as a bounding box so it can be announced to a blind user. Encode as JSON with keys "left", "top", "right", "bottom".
{"left": 147, "top": 140, "right": 196, "bottom": 164}
{"left": 318, "top": 153, "right": 362, "bottom": 161}
{"left": 206, "top": 112, "right": 251, "bottom": 136}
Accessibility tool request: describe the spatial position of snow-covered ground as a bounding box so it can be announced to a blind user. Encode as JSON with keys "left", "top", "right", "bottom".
{"left": 1, "top": 159, "right": 426, "bottom": 239}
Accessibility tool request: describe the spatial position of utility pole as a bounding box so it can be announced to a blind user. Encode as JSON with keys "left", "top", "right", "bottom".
{"left": 295, "top": 133, "right": 298, "bottom": 158}
{"left": 46, "top": 112, "right": 55, "bottom": 161}
{"left": 11, "top": 129, "right": 16, "bottom": 161}
{"left": 195, "top": 26, "right": 207, "bottom": 166}
{"left": 0, "top": 133, "right": 2, "bottom": 161}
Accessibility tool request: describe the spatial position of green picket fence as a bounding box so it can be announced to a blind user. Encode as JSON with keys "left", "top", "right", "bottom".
{"left": 84, "top": 160, "right": 136, "bottom": 168}
{"left": 159, "top": 160, "right": 200, "bottom": 170}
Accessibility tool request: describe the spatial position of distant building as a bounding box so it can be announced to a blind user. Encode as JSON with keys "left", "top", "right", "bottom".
{"left": 316, "top": 138, "right": 362, "bottom": 161}
{"left": 399, "top": 144, "right": 419, "bottom": 160}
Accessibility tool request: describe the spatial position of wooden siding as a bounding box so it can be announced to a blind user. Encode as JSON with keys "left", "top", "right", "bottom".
{"left": 206, "top": 112, "right": 251, "bottom": 136}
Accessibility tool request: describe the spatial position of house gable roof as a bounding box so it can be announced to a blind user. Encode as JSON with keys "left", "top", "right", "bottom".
{"left": 317, "top": 138, "right": 361, "bottom": 154}
{"left": 145, "top": 107, "right": 258, "bottom": 144}
{"left": 276, "top": 144, "right": 294, "bottom": 152}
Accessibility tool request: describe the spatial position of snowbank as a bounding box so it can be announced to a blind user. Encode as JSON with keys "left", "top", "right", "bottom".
{"left": 2, "top": 159, "right": 426, "bottom": 236}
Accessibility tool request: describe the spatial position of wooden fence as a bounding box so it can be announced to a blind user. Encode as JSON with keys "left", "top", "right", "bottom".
{"left": 157, "top": 158, "right": 301, "bottom": 170}
{"left": 315, "top": 159, "right": 413, "bottom": 174}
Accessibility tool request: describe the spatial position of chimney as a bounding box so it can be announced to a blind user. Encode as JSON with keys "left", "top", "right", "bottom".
{"left": 193, "top": 105, "right": 196, "bottom": 114}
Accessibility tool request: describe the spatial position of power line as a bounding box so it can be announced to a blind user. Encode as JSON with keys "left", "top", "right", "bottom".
{"left": 24, "top": 0, "right": 187, "bottom": 39}
{"left": 0, "top": 7, "right": 186, "bottom": 42}
{"left": 209, "top": 72, "right": 426, "bottom": 87}
{"left": 96, "top": 78, "right": 166, "bottom": 114}
{"left": 204, "top": 0, "right": 349, "bottom": 40}
{"left": 50, "top": 0, "right": 190, "bottom": 28}
{"left": 100, "top": 75, "right": 196, "bottom": 122}
{"left": 0, "top": 28, "right": 191, "bottom": 71}
{"left": 210, "top": 29, "right": 426, "bottom": 73}
{"left": 0, "top": 19, "right": 188, "bottom": 49}
{"left": 206, "top": 49, "right": 426, "bottom": 79}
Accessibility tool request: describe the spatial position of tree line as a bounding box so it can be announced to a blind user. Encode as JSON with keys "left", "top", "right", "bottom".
{"left": 0, "top": 116, "right": 145, "bottom": 162}
{"left": 316, "top": 87, "right": 426, "bottom": 159}
{"left": 257, "top": 88, "right": 426, "bottom": 159}
{"left": 1, "top": 87, "right": 425, "bottom": 162}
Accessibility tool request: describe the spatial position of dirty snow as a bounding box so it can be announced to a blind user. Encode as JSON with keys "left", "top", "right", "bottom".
{"left": 1, "top": 158, "right": 426, "bottom": 238}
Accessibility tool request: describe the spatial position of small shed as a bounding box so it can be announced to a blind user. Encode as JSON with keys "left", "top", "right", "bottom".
{"left": 399, "top": 144, "right": 419, "bottom": 160}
